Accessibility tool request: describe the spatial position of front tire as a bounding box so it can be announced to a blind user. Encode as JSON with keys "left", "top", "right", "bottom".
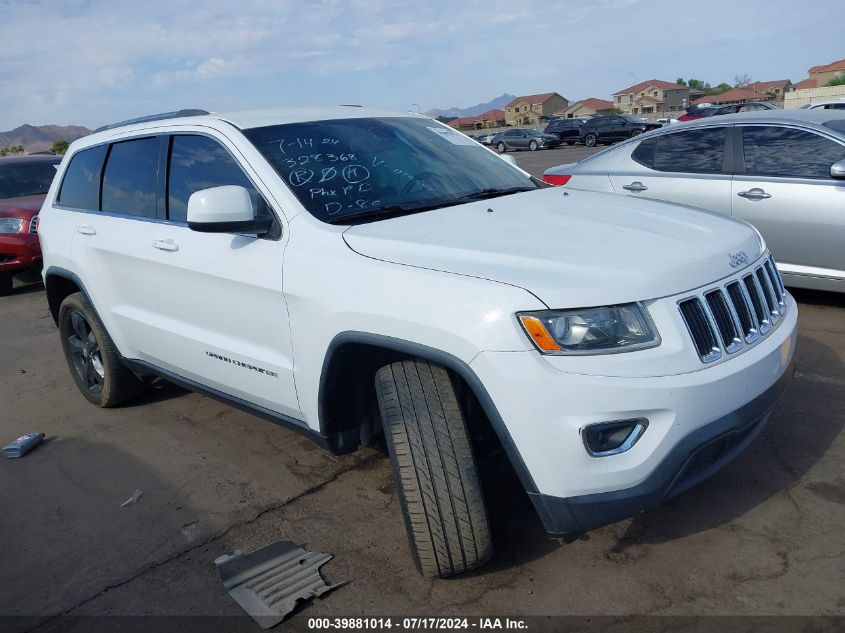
{"left": 375, "top": 359, "right": 492, "bottom": 578}
{"left": 584, "top": 133, "right": 598, "bottom": 147}
{"left": 529, "top": 140, "right": 538, "bottom": 151}
{"left": 631, "top": 129, "right": 643, "bottom": 137}
{"left": 59, "top": 292, "right": 147, "bottom": 407}
{"left": 496, "top": 142, "right": 506, "bottom": 153}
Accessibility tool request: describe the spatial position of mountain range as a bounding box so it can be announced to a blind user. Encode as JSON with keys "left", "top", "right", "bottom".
{"left": 425, "top": 94, "right": 516, "bottom": 119}
{"left": 0, "top": 124, "right": 92, "bottom": 154}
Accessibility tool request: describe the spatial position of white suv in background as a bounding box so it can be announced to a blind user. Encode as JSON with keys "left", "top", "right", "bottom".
{"left": 39, "top": 107, "right": 796, "bottom": 578}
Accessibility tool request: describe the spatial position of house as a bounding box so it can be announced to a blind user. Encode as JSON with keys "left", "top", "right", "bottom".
{"left": 612, "top": 80, "right": 690, "bottom": 116}
{"left": 691, "top": 80, "right": 792, "bottom": 106}
{"left": 555, "top": 98, "right": 615, "bottom": 118}
{"left": 745, "top": 80, "right": 792, "bottom": 104}
{"left": 692, "top": 87, "right": 758, "bottom": 106}
{"left": 791, "top": 59, "right": 845, "bottom": 90}
{"left": 504, "top": 93, "right": 569, "bottom": 126}
{"left": 447, "top": 109, "right": 506, "bottom": 131}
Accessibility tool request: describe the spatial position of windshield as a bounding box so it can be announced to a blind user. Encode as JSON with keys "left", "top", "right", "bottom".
{"left": 0, "top": 161, "right": 58, "bottom": 199}
{"left": 243, "top": 117, "right": 537, "bottom": 223}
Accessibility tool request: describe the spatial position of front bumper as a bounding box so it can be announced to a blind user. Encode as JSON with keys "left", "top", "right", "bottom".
{"left": 529, "top": 359, "right": 793, "bottom": 535}
{"left": 470, "top": 292, "right": 797, "bottom": 535}
{"left": 0, "top": 232, "right": 41, "bottom": 272}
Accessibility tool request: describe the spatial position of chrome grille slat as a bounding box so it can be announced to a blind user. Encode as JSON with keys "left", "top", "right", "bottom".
{"left": 678, "top": 255, "right": 787, "bottom": 364}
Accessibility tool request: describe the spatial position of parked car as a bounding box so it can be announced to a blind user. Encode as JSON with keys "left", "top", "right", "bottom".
{"left": 713, "top": 102, "right": 779, "bottom": 116}
{"left": 579, "top": 115, "right": 662, "bottom": 147}
{"left": 491, "top": 128, "right": 561, "bottom": 152}
{"left": 542, "top": 109, "right": 845, "bottom": 292}
{"left": 0, "top": 154, "right": 61, "bottom": 295}
{"left": 800, "top": 100, "right": 845, "bottom": 110}
{"left": 656, "top": 118, "right": 680, "bottom": 126}
{"left": 543, "top": 118, "right": 587, "bottom": 145}
{"left": 39, "top": 107, "right": 795, "bottom": 578}
{"left": 678, "top": 105, "right": 720, "bottom": 122}
{"left": 474, "top": 132, "right": 497, "bottom": 145}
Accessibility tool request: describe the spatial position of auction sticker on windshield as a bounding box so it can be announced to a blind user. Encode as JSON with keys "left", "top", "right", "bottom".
{"left": 426, "top": 126, "right": 477, "bottom": 146}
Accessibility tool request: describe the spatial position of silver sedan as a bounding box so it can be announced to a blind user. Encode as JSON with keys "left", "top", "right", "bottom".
{"left": 543, "top": 110, "right": 845, "bottom": 292}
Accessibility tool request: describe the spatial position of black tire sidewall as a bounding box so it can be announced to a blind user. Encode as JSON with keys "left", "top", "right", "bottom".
{"left": 59, "top": 295, "right": 105, "bottom": 405}
{"left": 497, "top": 143, "right": 506, "bottom": 153}
{"left": 586, "top": 134, "right": 597, "bottom": 146}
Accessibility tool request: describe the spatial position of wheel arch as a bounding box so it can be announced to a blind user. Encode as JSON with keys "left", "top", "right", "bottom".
{"left": 44, "top": 267, "right": 90, "bottom": 326}
{"left": 318, "top": 331, "right": 538, "bottom": 494}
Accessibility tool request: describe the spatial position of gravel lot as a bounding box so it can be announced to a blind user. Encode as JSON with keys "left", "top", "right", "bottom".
{"left": 2, "top": 150, "right": 844, "bottom": 631}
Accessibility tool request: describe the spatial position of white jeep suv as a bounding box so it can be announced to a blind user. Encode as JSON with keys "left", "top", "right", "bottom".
{"left": 39, "top": 107, "right": 797, "bottom": 578}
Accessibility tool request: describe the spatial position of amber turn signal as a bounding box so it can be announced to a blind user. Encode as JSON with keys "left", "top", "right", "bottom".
{"left": 518, "top": 315, "right": 561, "bottom": 352}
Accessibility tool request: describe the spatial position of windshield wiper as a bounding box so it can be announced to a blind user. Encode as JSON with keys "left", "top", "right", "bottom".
{"left": 455, "top": 186, "right": 536, "bottom": 201}
{"left": 327, "top": 200, "right": 456, "bottom": 225}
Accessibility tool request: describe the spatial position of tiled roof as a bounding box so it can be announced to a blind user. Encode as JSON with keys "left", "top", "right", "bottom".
{"left": 569, "top": 97, "right": 614, "bottom": 112}
{"left": 692, "top": 88, "right": 756, "bottom": 105}
{"left": 793, "top": 78, "right": 818, "bottom": 90}
{"left": 809, "top": 59, "right": 845, "bottom": 74}
{"left": 746, "top": 79, "right": 791, "bottom": 92}
{"left": 448, "top": 109, "right": 505, "bottom": 126}
{"left": 613, "top": 79, "right": 686, "bottom": 96}
{"left": 506, "top": 93, "right": 561, "bottom": 108}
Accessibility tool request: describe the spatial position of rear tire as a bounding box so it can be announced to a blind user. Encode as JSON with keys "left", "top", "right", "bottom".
{"left": 375, "top": 359, "right": 492, "bottom": 578}
{"left": 631, "top": 129, "right": 643, "bottom": 137}
{"left": 58, "top": 292, "right": 147, "bottom": 407}
{"left": 585, "top": 133, "right": 598, "bottom": 147}
{"left": 0, "top": 271, "right": 12, "bottom": 296}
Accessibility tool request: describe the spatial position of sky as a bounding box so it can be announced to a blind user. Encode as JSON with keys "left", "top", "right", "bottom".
{"left": 0, "top": 0, "right": 841, "bottom": 130}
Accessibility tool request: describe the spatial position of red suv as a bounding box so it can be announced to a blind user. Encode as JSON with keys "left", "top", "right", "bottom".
{"left": 0, "top": 155, "right": 61, "bottom": 295}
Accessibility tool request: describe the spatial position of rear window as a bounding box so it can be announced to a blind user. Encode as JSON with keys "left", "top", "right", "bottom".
{"left": 0, "top": 161, "right": 59, "bottom": 199}
{"left": 58, "top": 145, "right": 107, "bottom": 210}
{"left": 101, "top": 138, "right": 160, "bottom": 217}
{"left": 632, "top": 127, "right": 727, "bottom": 173}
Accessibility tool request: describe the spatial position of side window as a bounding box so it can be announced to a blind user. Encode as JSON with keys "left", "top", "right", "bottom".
{"left": 101, "top": 138, "right": 160, "bottom": 218}
{"left": 631, "top": 138, "right": 656, "bottom": 168}
{"left": 653, "top": 127, "right": 727, "bottom": 173}
{"left": 167, "top": 135, "right": 263, "bottom": 223}
{"left": 742, "top": 126, "right": 845, "bottom": 179}
{"left": 57, "top": 145, "right": 107, "bottom": 210}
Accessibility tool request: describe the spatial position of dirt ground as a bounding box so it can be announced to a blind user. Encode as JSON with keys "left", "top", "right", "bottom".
{"left": 1, "top": 153, "right": 844, "bottom": 631}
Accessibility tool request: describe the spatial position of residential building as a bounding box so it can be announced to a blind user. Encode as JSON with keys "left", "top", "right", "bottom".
{"left": 792, "top": 59, "right": 845, "bottom": 90}
{"left": 555, "top": 98, "right": 615, "bottom": 118}
{"left": 446, "top": 109, "right": 506, "bottom": 131}
{"left": 612, "top": 80, "right": 690, "bottom": 117}
{"left": 504, "top": 93, "right": 569, "bottom": 126}
{"left": 692, "top": 80, "right": 792, "bottom": 107}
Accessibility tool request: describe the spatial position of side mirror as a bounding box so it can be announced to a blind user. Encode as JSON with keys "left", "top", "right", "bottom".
{"left": 831, "top": 159, "right": 845, "bottom": 180}
{"left": 499, "top": 154, "right": 518, "bottom": 167}
{"left": 187, "top": 185, "right": 271, "bottom": 235}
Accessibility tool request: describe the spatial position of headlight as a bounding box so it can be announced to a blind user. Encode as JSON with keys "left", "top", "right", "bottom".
{"left": 0, "top": 218, "right": 24, "bottom": 234}
{"left": 518, "top": 303, "right": 660, "bottom": 355}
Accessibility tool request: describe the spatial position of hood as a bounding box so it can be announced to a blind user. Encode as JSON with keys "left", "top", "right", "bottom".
{"left": 343, "top": 188, "right": 763, "bottom": 308}
{"left": 0, "top": 195, "right": 46, "bottom": 217}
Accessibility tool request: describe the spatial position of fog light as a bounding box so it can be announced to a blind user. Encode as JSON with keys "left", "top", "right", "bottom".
{"left": 581, "top": 418, "right": 648, "bottom": 457}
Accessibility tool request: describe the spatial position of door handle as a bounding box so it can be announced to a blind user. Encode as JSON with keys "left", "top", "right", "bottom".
{"left": 152, "top": 239, "right": 179, "bottom": 252}
{"left": 622, "top": 181, "right": 648, "bottom": 192}
{"left": 76, "top": 225, "right": 96, "bottom": 236}
{"left": 737, "top": 188, "right": 771, "bottom": 201}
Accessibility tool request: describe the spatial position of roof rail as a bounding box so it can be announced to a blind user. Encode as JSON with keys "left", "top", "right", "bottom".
{"left": 94, "top": 109, "right": 209, "bottom": 133}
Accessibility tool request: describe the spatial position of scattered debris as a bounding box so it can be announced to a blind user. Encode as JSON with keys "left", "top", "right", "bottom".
{"left": 3, "top": 432, "right": 44, "bottom": 459}
{"left": 215, "top": 540, "right": 344, "bottom": 629}
{"left": 120, "top": 489, "right": 144, "bottom": 507}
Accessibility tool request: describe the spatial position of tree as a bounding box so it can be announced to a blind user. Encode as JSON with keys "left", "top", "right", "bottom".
{"left": 826, "top": 75, "right": 845, "bottom": 87}
{"left": 52, "top": 140, "right": 69, "bottom": 155}
{"left": 734, "top": 73, "right": 752, "bottom": 88}
{"left": 687, "top": 78, "right": 711, "bottom": 91}
{"left": 435, "top": 115, "right": 454, "bottom": 123}
{"left": 676, "top": 78, "right": 687, "bottom": 86}
{"left": 610, "top": 107, "right": 624, "bottom": 114}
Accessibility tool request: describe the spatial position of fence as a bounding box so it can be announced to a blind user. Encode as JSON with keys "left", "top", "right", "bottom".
{"left": 784, "top": 85, "right": 845, "bottom": 109}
